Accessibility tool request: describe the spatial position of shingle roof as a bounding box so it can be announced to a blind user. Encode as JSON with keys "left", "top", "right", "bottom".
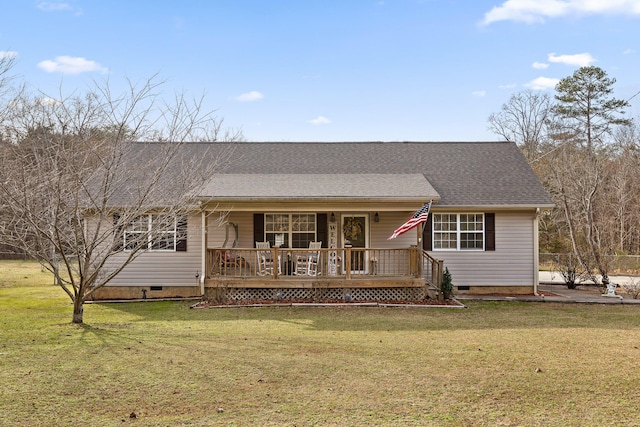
{"left": 130, "top": 141, "right": 553, "bottom": 208}
{"left": 196, "top": 173, "right": 439, "bottom": 200}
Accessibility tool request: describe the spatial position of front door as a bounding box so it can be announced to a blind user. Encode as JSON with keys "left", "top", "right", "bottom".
{"left": 342, "top": 214, "right": 368, "bottom": 273}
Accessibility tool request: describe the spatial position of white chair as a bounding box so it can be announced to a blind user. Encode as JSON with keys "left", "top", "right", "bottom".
{"left": 256, "top": 241, "right": 280, "bottom": 276}
{"left": 294, "top": 242, "right": 322, "bottom": 276}
{"left": 307, "top": 241, "right": 322, "bottom": 276}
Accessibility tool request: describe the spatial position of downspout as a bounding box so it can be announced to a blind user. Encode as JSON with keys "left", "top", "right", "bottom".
{"left": 200, "top": 209, "right": 207, "bottom": 296}
{"left": 533, "top": 208, "right": 540, "bottom": 296}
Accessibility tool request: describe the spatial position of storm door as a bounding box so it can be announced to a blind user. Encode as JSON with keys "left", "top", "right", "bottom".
{"left": 341, "top": 214, "right": 369, "bottom": 274}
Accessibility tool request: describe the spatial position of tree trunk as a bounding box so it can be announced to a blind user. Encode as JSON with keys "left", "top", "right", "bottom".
{"left": 72, "top": 297, "right": 84, "bottom": 324}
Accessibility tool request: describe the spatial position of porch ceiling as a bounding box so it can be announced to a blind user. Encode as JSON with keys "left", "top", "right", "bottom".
{"left": 196, "top": 174, "right": 441, "bottom": 201}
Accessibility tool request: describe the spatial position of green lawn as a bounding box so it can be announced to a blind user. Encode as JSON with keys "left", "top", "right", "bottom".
{"left": 1, "top": 261, "right": 640, "bottom": 426}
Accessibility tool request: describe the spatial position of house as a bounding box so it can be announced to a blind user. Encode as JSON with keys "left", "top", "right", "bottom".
{"left": 91, "top": 141, "right": 554, "bottom": 301}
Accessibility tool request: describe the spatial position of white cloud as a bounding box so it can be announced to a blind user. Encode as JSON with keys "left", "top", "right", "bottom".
{"left": 548, "top": 52, "right": 596, "bottom": 66}
{"left": 472, "top": 90, "right": 487, "bottom": 97}
{"left": 309, "top": 116, "right": 331, "bottom": 125}
{"left": 525, "top": 76, "right": 560, "bottom": 90}
{"left": 235, "top": 91, "right": 264, "bottom": 102}
{"left": 532, "top": 61, "right": 549, "bottom": 69}
{"left": 36, "top": 97, "right": 60, "bottom": 106}
{"left": 482, "top": 0, "right": 640, "bottom": 25}
{"left": 499, "top": 83, "right": 517, "bottom": 89}
{"left": 37, "top": 2, "right": 72, "bottom": 12}
{"left": 623, "top": 48, "right": 635, "bottom": 54}
{"left": 0, "top": 51, "right": 18, "bottom": 59}
{"left": 37, "top": 56, "right": 107, "bottom": 74}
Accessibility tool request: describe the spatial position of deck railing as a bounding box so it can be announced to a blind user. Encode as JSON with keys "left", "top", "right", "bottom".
{"left": 206, "top": 247, "right": 427, "bottom": 279}
{"left": 422, "top": 249, "right": 444, "bottom": 293}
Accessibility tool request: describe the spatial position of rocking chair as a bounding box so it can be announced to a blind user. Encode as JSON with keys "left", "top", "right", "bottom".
{"left": 294, "top": 241, "right": 322, "bottom": 276}
{"left": 256, "top": 241, "right": 281, "bottom": 276}
{"left": 213, "top": 223, "right": 248, "bottom": 275}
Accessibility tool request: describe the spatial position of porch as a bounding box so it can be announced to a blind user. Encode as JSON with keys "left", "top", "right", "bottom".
{"left": 204, "top": 246, "right": 444, "bottom": 301}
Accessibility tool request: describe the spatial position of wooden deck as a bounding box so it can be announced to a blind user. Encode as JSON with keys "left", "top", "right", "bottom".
{"left": 204, "top": 247, "right": 442, "bottom": 290}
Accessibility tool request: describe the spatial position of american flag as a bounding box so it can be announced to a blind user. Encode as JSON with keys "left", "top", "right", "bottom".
{"left": 387, "top": 202, "right": 432, "bottom": 240}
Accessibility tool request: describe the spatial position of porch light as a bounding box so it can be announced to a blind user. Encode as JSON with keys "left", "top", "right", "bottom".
{"left": 374, "top": 212, "right": 379, "bottom": 223}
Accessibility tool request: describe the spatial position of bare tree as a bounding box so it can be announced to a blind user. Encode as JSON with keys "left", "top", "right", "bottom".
{"left": 0, "top": 50, "right": 18, "bottom": 105}
{"left": 487, "top": 90, "right": 552, "bottom": 160}
{"left": 0, "top": 76, "right": 241, "bottom": 323}
{"left": 0, "top": 51, "right": 22, "bottom": 258}
{"left": 609, "top": 123, "right": 640, "bottom": 253}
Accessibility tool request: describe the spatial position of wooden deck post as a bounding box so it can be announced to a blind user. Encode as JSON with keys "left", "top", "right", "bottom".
{"left": 273, "top": 247, "right": 279, "bottom": 279}
{"left": 345, "top": 245, "right": 352, "bottom": 280}
{"left": 410, "top": 245, "right": 424, "bottom": 278}
{"left": 436, "top": 259, "right": 444, "bottom": 301}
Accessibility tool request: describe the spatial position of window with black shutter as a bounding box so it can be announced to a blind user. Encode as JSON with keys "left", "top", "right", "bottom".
{"left": 426, "top": 213, "right": 494, "bottom": 251}
{"left": 254, "top": 213, "right": 322, "bottom": 248}
{"left": 117, "top": 214, "right": 187, "bottom": 252}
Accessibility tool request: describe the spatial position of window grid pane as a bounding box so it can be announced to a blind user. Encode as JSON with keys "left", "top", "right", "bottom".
{"left": 265, "top": 213, "right": 317, "bottom": 248}
{"left": 460, "top": 232, "right": 483, "bottom": 249}
{"left": 460, "top": 214, "right": 483, "bottom": 232}
{"left": 434, "top": 232, "right": 457, "bottom": 249}
{"left": 152, "top": 231, "right": 176, "bottom": 250}
{"left": 265, "top": 214, "right": 289, "bottom": 232}
{"left": 433, "top": 213, "right": 484, "bottom": 251}
{"left": 266, "top": 232, "right": 288, "bottom": 248}
{"left": 123, "top": 215, "right": 180, "bottom": 252}
{"left": 151, "top": 214, "right": 177, "bottom": 251}
{"left": 291, "top": 232, "right": 315, "bottom": 248}
{"left": 128, "top": 216, "right": 148, "bottom": 232}
{"left": 433, "top": 214, "right": 458, "bottom": 250}
{"left": 292, "top": 214, "right": 315, "bottom": 232}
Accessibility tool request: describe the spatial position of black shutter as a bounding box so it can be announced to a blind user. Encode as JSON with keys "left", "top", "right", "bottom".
{"left": 485, "top": 213, "right": 495, "bottom": 251}
{"left": 316, "top": 213, "right": 328, "bottom": 248}
{"left": 422, "top": 214, "right": 433, "bottom": 251}
{"left": 253, "top": 213, "right": 264, "bottom": 247}
{"left": 176, "top": 215, "right": 187, "bottom": 252}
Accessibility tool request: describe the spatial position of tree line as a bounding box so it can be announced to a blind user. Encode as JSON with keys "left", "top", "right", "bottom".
{"left": 489, "top": 66, "right": 639, "bottom": 285}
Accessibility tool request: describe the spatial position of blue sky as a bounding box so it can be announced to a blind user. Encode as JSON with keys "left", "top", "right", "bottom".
{"left": 1, "top": 1, "right": 639, "bottom": 142}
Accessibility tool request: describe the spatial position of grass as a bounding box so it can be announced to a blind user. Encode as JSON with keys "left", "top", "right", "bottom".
{"left": 1, "top": 261, "right": 640, "bottom": 426}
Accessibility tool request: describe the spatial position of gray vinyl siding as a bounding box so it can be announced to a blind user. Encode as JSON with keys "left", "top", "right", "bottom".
{"left": 429, "top": 211, "right": 536, "bottom": 287}
{"left": 207, "top": 212, "right": 254, "bottom": 248}
{"left": 370, "top": 212, "right": 421, "bottom": 248}
{"left": 206, "top": 210, "right": 536, "bottom": 288}
{"left": 105, "top": 212, "right": 202, "bottom": 287}
{"left": 211, "top": 210, "right": 457, "bottom": 249}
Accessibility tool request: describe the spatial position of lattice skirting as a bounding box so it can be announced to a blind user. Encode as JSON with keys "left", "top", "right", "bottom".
{"left": 206, "top": 287, "right": 429, "bottom": 302}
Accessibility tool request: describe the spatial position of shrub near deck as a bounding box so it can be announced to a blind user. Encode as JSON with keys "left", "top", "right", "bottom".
{"left": 1, "top": 261, "right": 640, "bottom": 426}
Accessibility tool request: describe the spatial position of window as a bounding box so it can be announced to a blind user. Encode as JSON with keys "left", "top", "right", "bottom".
{"left": 433, "top": 213, "right": 484, "bottom": 250}
{"left": 122, "top": 214, "right": 187, "bottom": 252}
{"left": 264, "top": 213, "right": 316, "bottom": 248}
